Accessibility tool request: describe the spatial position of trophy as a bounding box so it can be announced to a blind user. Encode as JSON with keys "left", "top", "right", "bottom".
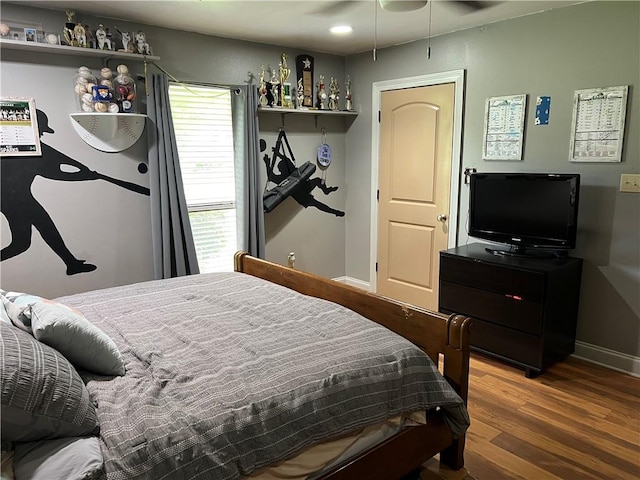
{"left": 328, "top": 77, "right": 339, "bottom": 111}
{"left": 316, "top": 75, "right": 327, "bottom": 110}
{"left": 63, "top": 10, "right": 76, "bottom": 46}
{"left": 279, "top": 53, "right": 293, "bottom": 108}
{"left": 258, "top": 65, "right": 268, "bottom": 107}
{"left": 296, "top": 78, "right": 304, "bottom": 109}
{"left": 74, "top": 22, "right": 87, "bottom": 48}
{"left": 269, "top": 66, "right": 279, "bottom": 107}
{"left": 345, "top": 75, "right": 353, "bottom": 111}
{"left": 281, "top": 83, "right": 293, "bottom": 109}
{"left": 296, "top": 54, "right": 314, "bottom": 108}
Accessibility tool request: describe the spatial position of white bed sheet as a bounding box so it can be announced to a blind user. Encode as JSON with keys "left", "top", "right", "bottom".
{"left": 250, "top": 412, "right": 426, "bottom": 480}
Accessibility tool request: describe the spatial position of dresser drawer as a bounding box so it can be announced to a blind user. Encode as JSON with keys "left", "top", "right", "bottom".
{"left": 471, "top": 318, "right": 543, "bottom": 369}
{"left": 440, "top": 255, "right": 545, "bottom": 302}
{"left": 440, "top": 281, "right": 543, "bottom": 336}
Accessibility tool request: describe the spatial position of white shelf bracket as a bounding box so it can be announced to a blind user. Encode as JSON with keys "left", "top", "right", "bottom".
{"left": 69, "top": 113, "right": 146, "bottom": 152}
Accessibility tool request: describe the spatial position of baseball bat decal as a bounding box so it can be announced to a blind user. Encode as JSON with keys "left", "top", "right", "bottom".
{"left": 95, "top": 172, "right": 150, "bottom": 195}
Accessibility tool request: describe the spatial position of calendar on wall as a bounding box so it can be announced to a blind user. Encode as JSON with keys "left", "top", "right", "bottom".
{"left": 569, "top": 85, "right": 628, "bottom": 163}
{"left": 482, "top": 94, "right": 527, "bottom": 161}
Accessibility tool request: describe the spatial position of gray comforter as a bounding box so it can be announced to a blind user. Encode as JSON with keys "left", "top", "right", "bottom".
{"left": 58, "top": 272, "right": 470, "bottom": 480}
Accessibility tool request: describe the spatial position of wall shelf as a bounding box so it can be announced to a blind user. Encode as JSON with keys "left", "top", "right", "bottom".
{"left": 0, "top": 38, "right": 160, "bottom": 62}
{"left": 258, "top": 106, "right": 357, "bottom": 117}
{"left": 258, "top": 106, "right": 357, "bottom": 128}
{"left": 70, "top": 113, "right": 146, "bottom": 153}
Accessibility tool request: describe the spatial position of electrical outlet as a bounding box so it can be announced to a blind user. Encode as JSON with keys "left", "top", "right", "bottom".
{"left": 620, "top": 174, "right": 640, "bottom": 193}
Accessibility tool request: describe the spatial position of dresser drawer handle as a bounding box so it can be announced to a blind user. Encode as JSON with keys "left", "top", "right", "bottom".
{"left": 505, "top": 294, "right": 523, "bottom": 301}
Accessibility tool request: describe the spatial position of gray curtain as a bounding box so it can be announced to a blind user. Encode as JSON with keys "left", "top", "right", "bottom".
{"left": 231, "top": 85, "right": 265, "bottom": 258}
{"left": 147, "top": 73, "right": 200, "bottom": 278}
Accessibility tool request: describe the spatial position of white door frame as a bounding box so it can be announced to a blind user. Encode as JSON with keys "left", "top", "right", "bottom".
{"left": 370, "top": 69, "right": 465, "bottom": 293}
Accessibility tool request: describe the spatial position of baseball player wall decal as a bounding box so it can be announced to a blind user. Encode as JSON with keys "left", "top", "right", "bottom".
{"left": 1, "top": 109, "right": 149, "bottom": 275}
{"left": 262, "top": 133, "right": 344, "bottom": 217}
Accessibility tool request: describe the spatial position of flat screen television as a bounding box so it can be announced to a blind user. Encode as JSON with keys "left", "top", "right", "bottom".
{"left": 468, "top": 173, "right": 580, "bottom": 256}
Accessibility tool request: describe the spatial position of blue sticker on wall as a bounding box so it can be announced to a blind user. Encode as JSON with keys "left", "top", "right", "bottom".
{"left": 535, "top": 96, "right": 551, "bottom": 125}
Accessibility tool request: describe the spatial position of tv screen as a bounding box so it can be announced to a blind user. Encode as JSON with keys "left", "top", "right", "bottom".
{"left": 468, "top": 173, "right": 580, "bottom": 255}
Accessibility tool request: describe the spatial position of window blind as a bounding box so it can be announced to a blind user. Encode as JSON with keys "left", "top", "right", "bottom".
{"left": 168, "top": 83, "right": 237, "bottom": 272}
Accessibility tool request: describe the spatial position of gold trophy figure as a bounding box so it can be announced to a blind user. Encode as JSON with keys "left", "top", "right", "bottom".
{"left": 63, "top": 10, "right": 76, "bottom": 46}
{"left": 279, "top": 53, "right": 293, "bottom": 108}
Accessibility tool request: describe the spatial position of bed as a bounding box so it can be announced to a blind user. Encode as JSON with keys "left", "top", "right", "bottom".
{"left": 1, "top": 252, "right": 472, "bottom": 480}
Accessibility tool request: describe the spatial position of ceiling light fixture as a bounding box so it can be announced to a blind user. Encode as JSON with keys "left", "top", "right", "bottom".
{"left": 329, "top": 25, "right": 353, "bottom": 35}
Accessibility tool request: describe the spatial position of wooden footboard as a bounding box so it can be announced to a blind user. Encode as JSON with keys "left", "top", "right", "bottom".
{"left": 234, "top": 252, "right": 472, "bottom": 475}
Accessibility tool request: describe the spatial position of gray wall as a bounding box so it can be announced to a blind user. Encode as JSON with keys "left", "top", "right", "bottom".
{"left": 0, "top": 3, "right": 348, "bottom": 297}
{"left": 0, "top": 44, "right": 154, "bottom": 298}
{"left": 2, "top": 1, "right": 638, "bottom": 360}
{"left": 344, "top": 1, "right": 640, "bottom": 357}
{"left": 260, "top": 113, "right": 349, "bottom": 277}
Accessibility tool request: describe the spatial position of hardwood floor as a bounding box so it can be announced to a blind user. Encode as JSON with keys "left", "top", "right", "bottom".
{"left": 421, "top": 353, "right": 640, "bottom": 480}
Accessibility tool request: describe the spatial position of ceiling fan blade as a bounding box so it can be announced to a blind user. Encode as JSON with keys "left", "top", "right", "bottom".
{"left": 379, "top": 0, "right": 428, "bottom": 12}
{"left": 307, "top": 1, "right": 359, "bottom": 17}
{"left": 449, "top": 1, "right": 499, "bottom": 13}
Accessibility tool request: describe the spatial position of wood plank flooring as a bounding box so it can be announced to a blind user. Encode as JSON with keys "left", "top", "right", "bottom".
{"left": 421, "top": 353, "right": 640, "bottom": 480}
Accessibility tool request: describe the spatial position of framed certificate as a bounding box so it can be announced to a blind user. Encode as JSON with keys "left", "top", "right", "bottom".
{"left": 569, "top": 85, "right": 628, "bottom": 163}
{"left": 1, "top": 97, "right": 42, "bottom": 156}
{"left": 482, "top": 94, "right": 527, "bottom": 161}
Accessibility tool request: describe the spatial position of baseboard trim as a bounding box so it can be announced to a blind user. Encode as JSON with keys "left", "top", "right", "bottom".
{"left": 332, "top": 276, "right": 372, "bottom": 292}
{"left": 572, "top": 341, "right": 640, "bottom": 377}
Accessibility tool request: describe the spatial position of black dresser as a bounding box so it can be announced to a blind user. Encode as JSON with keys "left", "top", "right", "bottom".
{"left": 439, "top": 243, "right": 583, "bottom": 377}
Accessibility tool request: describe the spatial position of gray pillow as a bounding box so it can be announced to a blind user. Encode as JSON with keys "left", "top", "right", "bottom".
{"left": 30, "top": 301, "right": 125, "bottom": 376}
{"left": 13, "top": 436, "right": 104, "bottom": 480}
{"left": 0, "top": 298, "right": 11, "bottom": 325}
{"left": 0, "top": 322, "right": 99, "bottom": 442}
{"left": 1, "top": 291, "right": 41, "bottom": 333}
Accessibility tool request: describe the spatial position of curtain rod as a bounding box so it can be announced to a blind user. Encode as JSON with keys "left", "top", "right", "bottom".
{"left": 149, "top": 62, "right": 241, "bottom": 93}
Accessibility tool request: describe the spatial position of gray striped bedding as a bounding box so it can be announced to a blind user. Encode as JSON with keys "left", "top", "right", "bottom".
{"left": 57, "top": 272, "right": 470, "bottom": 480}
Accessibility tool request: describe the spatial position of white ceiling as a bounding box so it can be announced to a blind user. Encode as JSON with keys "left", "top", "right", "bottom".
{"left": 16, "top": 0, "right": 587, "bottom": 55}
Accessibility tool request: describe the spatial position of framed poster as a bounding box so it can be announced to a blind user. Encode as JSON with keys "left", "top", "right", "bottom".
{"left": 1, "top": 98, "right": 41, "bottom": 156}
{"left": 482, "top": 94, "right": 527, "bottom": 161}
{"left": 569, "top": 85, "right": 628, "bottom": 162}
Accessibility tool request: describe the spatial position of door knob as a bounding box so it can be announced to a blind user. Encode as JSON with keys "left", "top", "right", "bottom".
{"left": 437, "top": 213, "right": 448, "bottom": 222}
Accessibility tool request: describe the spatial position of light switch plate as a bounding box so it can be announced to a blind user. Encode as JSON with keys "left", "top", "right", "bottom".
{"left": 620, "top": 174, "right": 640, "bottom": 193}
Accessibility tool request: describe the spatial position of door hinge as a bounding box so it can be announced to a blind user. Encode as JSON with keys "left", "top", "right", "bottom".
{"left": 375, "top": 262, "right": 378, "bottom": 272}
{"left": 377, "top": 189, "right": 379, "bottom": 201}
{"left": 378, "top": 110, "right": 381, "bottom": 122}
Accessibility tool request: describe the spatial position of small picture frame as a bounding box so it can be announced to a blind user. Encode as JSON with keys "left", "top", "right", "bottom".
{"left": 24, "top": 27, "right": 37, "bottom": 42}
{"left": 9, "top": 30, "right": 24, "bottom": 42}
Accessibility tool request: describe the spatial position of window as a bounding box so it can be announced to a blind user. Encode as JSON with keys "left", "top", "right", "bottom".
{"left": 168, "top": 83, "right": 237, "bottom": 272}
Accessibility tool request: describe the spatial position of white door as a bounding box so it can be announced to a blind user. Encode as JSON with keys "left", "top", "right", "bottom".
{"left": 376, "top": 83, "right": 455, "bottom": 311}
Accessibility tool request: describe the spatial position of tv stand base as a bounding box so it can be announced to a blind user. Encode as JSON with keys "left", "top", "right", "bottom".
{"left": 484, "top": 247, "right": 559, "bottom": 259}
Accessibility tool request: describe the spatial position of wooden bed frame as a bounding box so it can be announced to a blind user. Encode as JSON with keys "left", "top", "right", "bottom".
{"left": 234, "top": 252, "right": 472, "bottom": 479}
